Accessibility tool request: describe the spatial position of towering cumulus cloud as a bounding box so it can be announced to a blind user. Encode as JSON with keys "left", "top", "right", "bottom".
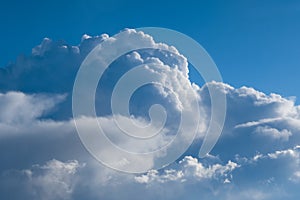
{"left": 0, "top": 29, "right": 299, "bottom": 200}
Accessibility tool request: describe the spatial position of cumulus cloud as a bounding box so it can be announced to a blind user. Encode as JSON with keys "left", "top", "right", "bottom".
{"left": 0, "top": 29, "right": 300, "bottom": 199}
{"left": 135, "top": 156, "right": 239, "bottom": 184}
{"left": 197, "top": 81, "right": 300, "bottom": 162}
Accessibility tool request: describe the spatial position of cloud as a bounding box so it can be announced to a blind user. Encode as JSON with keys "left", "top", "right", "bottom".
{"left": 267, "top": 146, "right": 300, "bottom": 160}
{"left": 135, "top": 156, "right": 239, "bottom": 184}
{"left": 0, "top": 29, "right": 300, "bottom": 199}
{"left": 290, "top": 171, "right": 300, "bottom": 183}
{"left": 26, "top": 159, "right": 83, "bottom": 200}
{"left": 0, "top": 92, "right": 65, "bottom": 125}
{"left": 198, "top": 82, "right": 300, "bottom": 162}
{"left": 0, "top": 159, "right": 83, "bottom": 200}
{"left": 254, "top": 126, "right": 292, "bottom": 141}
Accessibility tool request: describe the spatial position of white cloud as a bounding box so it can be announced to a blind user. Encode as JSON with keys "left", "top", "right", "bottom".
{"left": 0, "top": 92, "right": 65, "bottom": 125}
{"left": 0, "top": 30, "right": 300, "bottom": 200}
{"left": 180, "top": 156, "right": 239, "bottom": 180}
{"left": 23, "top": 159, "right": 83, "bottom": 200}
{"left": 267, "top": 146, "right": 300, "bottom": 160}
{"left": 254, "top": 126, "right": 292, "bottom": 141}
{"left": 25, "top": 159, "right": 84, "bottom": 200}
{"left": 135, "top": 169, "right": 184, "bottom": 184}
{"left": 134, "top": 156, "right": 239, "bottom": 184}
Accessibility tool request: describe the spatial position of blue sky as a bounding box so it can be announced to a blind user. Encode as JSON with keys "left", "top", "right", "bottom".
{"left": 1, "top": 0, "right": 300, "bottom": 100}
{"left": 1, "top": 1, "right": 300, "bottom": 200}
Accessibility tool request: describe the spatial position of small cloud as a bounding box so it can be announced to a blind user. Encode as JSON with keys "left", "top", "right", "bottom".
{"left": 254, "top": 126, "right": 292, "bottom": 141}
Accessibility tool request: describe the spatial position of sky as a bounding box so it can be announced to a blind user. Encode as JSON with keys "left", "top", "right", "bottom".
{"left": 1, "top": 0, "right": 300, "bottom": 100}
{"left": 1, "top": 0, "right": 300, "bottom": 200}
